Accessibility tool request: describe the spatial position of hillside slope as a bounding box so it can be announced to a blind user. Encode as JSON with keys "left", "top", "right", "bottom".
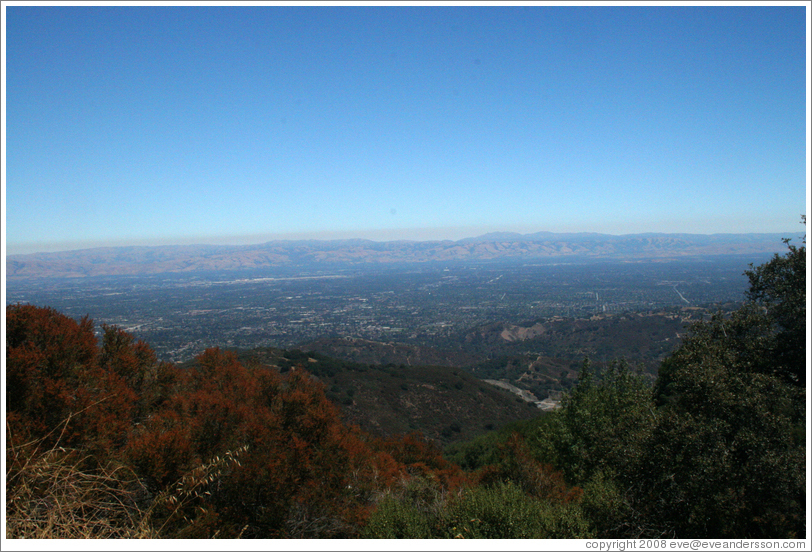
{"left": 298, "top": 310, "right": 714, "bottom": 400}
{"left": 182, "top": 347, "right": 541, "bottom": 446}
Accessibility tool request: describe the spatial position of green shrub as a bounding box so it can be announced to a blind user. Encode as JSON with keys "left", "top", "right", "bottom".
{"left": 439, "top": 482, "right": 593, "bottom": 539}
{"left": 579, "top": 470, "right": 634, "bottom": 538}
{"left": 363, "top": 479, "right": 593, "bottom": 539}
{"left": 361, "top": 495, "right": 433, "bottom": 538}
{"left": 361, "top": 476, "right": 447, "bottom": 539}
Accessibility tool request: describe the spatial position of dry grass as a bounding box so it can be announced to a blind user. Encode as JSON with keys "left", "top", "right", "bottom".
{"left": 6, "top": 418, "right": 251, "bottom": 540}
{"left": 6, "top": 431, "right": 156, "bottom": 539}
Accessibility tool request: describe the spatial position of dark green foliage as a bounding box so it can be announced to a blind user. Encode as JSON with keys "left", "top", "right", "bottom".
{"left": 444, "top": 416, "right": 551, "bottom": 471}
{"left": 326, "top": 363, "right": 539, "bottom": 446}
{"left": 579, "top": 470, "right": 636, "bottom": 538}
{"left": 639, "top": 328, "right": 806, "bottom": 537}
{"left": 639, "top": 234, "right": 807, "bottom": 538}
{"left": 744, "top": 231, "right": 805, "bottom": 386}
{"left": 533, "top": 359, "right": 656, "bottom": 487}
{"left": 637, "top": 377, "right": 805, "bottom": 537}
{"left": 445, "top": 436, "right": 503, "bottom": 472}
{"left": 654, "top": 305, "right": 776, "bottom": 406}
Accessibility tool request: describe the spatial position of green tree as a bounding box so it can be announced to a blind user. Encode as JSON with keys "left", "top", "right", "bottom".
{"left": 744, "top": 224, "right": 806, "bottom": 386}
{"left": 641, "top": 231, "right": 806, "bottom": 537}
{"left": 640, "top": 357, "right": 804, "bottom": 537}
{"left": 654, "top": 305, "right": 775, "bottom": 406}
{"left": 525, "top": 359, "right": 657, "bottom": 537}
{"left": 534, "top": 359, "right": 656, "bottom": 488}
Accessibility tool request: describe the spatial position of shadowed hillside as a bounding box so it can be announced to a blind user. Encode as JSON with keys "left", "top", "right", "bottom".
{"left": 183, "top": 346, "right": 541, "bottom": 446}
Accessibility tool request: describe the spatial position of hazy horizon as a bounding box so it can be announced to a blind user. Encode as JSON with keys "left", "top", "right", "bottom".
{"left": 3, "top": 3, "right": 809, "bottom": 258}
{"left": 6, "top": 223, "right": 805, "bottom": 257}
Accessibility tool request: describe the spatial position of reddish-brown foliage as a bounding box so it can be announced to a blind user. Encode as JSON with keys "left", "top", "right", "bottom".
{"left": 124, "top": 347, "right": 404, "bottom": 537}
{"left": 476, "top": 433, "right": 583, "bottom": 503}
{"left": 126, "top": 409, "right": 194, "bottom": 488}
{"left": 5, "top": 305, "right": 141, "bottom": 455}
{"left": 373, "top": 431, "right": 471, "bottom": 491}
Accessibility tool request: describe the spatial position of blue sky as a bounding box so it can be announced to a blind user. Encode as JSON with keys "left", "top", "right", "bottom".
{"left": 3, "top": 3, "right": 809, "bottom": 254}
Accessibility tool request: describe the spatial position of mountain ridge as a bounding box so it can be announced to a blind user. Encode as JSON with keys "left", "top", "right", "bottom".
{"left": 6, "top": 231, "right": 796, "bottom": 279}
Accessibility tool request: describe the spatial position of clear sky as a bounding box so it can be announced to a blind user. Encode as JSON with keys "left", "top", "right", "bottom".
{"left": 3, "top": 2, "right": 809, "bottom": 255}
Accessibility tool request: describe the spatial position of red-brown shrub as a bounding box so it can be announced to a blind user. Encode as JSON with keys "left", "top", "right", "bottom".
{"left": 124, "top": 347, "right": 403, "bottom": 537}
{"left": 475, "top": 433, "right": 583, "bottom": 503}
{"left": 5, "top": 305, "right": 141, "bottom": 455}
{"left": 373, "top": 431, "right": 470, "bottom": 491}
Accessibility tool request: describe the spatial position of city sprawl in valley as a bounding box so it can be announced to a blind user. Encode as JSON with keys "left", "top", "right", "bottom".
{"left": 6, "top": 256, "right": 761, "bottom": 360}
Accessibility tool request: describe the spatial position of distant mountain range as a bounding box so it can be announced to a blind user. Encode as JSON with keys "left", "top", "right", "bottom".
{"left": 5, "top": 231, "right": 796, "bottom": 279}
